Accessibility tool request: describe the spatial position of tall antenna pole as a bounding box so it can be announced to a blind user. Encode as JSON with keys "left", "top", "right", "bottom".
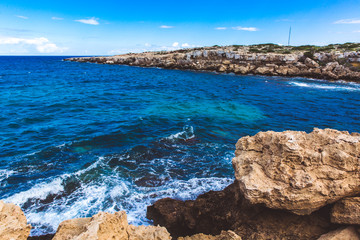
{"left": 288, "top": 26, "right": 292, "bottom": 46}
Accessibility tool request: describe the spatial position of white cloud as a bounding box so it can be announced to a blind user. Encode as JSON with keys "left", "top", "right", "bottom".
{"left": 334, "top": 19, "right": 360, "bottom": 24}
{"left": 215, "top": 27, "right": 227, "bottom": 30}
{"left": 16, "top": 15, "right": 28, "bottom": 19}
{"left": 181, "top": 43, "right": 190, "bottom": 47}
{"left": 232, "top": 26, "right": 258, "bottom": 31}
{"left": 160, "top": 25, "right": 174, "bottom": 29}
{"left": 172, "top": 42, "right": 179, "bottom": 47}
{"left": 0, "top": 36, "right": 67, "bottom": 53}
{"left": 354, "top": 30, "right": 360, "bottom": 33}
{"left": 75, "top": 17, "right": 99, "bottom": 25}
{"left": 52, "top": 17, "right": 64, "bottom": 20}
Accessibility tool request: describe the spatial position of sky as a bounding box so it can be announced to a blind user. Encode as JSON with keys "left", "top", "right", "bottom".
{"left": 0, "top": 0, "right": 360, "bottom": 55}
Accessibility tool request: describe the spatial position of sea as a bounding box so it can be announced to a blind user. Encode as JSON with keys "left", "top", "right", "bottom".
{"left": 0, "top": 56, "right": 359, "bottom": 236}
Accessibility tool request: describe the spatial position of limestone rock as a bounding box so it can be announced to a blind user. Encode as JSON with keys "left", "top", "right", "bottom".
{"left": 0, "top": 200, "right": 31, "bottom": 240}
{"left": 127, "top": 225, "right": 171, "bottom": 240}
{"left": 305, "top": 57, "right": 320, "bottom": 68}
{"left": 53, "top": 211, "right": 171, "bottom": 240}
{"left": 331, "top": 197, "right": 360, "bottom": 224}
{"left": 317, "top": 226, "right": 360, "bottom": 240}
{"left": 178, "top": 230, "right": 242, "bottom": 240}
{"left": 232, "top": 128, "right": 360, "bottom": 215}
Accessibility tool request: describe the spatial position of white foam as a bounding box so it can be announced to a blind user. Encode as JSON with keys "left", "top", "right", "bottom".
{"left": 5, "top": 178, "right": 64, "bottom": 205}
{"left": 0, "top": 169, "right": 16, "bottom": 182}
{"left": 165, "top": 125, "right": 195, "bottom": 141}
{"left": 289, "top": 81, "right": 360, "bottom": 91}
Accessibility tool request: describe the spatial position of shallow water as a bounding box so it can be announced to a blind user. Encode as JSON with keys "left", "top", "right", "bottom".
{"left": 0, "top": 56, "right": 359, "bottom": 235}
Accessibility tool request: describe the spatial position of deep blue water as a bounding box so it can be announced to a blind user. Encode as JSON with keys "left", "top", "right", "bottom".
{"left": 0, "top": 56, "right": 359, "bottom": 235}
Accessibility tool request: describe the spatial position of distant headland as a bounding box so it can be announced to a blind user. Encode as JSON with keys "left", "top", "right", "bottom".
{"left": 66, "top": 43, "right": 360, "bottom": 82}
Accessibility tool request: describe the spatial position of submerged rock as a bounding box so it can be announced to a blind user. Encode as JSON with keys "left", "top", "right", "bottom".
{"left": 53, "top": 211, "right": 170, "bottom": 240}
{"left": 232, "top": 128, "right": 360, "bottom": 215}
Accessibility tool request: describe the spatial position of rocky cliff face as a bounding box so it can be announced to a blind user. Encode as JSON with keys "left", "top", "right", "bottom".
{"left": 148, "top": 128, "right": 360, "bottom": 240}
{"left": 65, "top": 45, "right": 360, "bottom": 82}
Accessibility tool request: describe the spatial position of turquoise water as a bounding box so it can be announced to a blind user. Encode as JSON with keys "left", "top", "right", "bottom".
{"left": 0, "top": 56, "right": 359, "bottom": 235}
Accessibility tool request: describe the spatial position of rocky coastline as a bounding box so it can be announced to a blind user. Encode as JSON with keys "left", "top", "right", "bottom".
{"left": 65, "top": 43, "right": 360, "bottom": 82}
{"left": 2, "top": 128, "right": 360, "bottom": 240}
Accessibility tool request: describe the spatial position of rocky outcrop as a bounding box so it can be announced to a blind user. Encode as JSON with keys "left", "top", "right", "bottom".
{"left": 317, "top": 226, "right": 360, "bottom": 240}
{"left": 65, "top": 45, "right": 360, "bottom": 82}
{"left": 0, "top": 200, "right": 31, "bottom": 240}
{"left": 331, "top": 197, "right": 360, "bottom": 224}
{"left": 232, "top": 128, "right": 360, "bottom": 215}
{"left": 178, "top": 230, "right": 242, "bottom": 240}
{"left": 53, "top": 211, "right": 171, "bottom": 240}
{"left": 147, "top": 181, "right": 334, "bottom": 239}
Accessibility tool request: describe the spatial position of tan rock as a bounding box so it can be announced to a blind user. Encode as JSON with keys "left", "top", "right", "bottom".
{"left": 255, "top": 66, "right": 273, "bottom": 75}
{"left": 0, "top": 200, "right": 31, "bottom": 240}
{"left": 218, "top": 65, "right": 227, "bottom": 72}
{"left": 179, "top": 230, "right": 242, "bottom": 240}
{"left": 331, "top": 197, "right": 360, "bottom": 224}
{"left": 53, "top": 211, "right": 171, "bottom": 240}
{"left": 232, "top": 128, "right": 360, "bottom": 215}
{"left": 317, "top": 226, "right": 360, "bottom": 240}
{"left": 304, "top": 57, "right": 320, "bottom": 68}
{"left": 234, "top": 65, "right": 249, "bottom": 74}
{"left": 127, "top": 225, "right": 171, "bottom": 240}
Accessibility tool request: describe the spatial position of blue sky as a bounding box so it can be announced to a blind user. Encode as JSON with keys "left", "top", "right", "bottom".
{"left": 0, "top": 0, "right": 360, "bottom": 55}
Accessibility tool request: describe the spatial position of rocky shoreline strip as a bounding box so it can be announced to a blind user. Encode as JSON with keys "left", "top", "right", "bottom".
{"left": 65, "top": 44, "right": 360, "bottom": 82}
{"left": 1, "top": 128, "right": 360, "bottom": 239}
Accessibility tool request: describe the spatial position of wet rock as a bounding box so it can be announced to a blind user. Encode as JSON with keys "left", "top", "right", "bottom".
{"left": 0, "top": 200, "right": 31, "bottom": 240}
{"left": 331, "top": 197, "right": 360, "bottom": 224}
{"left": 147, "top": 181, "right": 333, "bottom": 239}
{"left": 232, "top": 128, "right": 360, "bottom": 215}
{"left": 317, "top": 226, "right": 360, "bottom": 240}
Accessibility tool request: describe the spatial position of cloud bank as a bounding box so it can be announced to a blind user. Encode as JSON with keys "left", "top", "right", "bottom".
{"left": 0, "top": 36, "right": 67, "bottom": 53}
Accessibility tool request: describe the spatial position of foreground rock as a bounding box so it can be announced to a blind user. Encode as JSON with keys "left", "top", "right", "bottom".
{"left": 331, "top": 197, "right": 360, "bottom": 224}
{"left": 0, "top": 200, "right": 31, "bottom": 240}
{"left": 178, "top": 230, "right": 242, "bottom": 240}
{"left": 53, "top": 211, "right": 170, "bottom": 240}
{"left": 147, "top": 181, "right": 334, "bottom": 239}
{"left": 317, "top": 226, "right": 360, "bottom": 240}
{"left": 232, "top": 128, "right": 360, "bottom": 215}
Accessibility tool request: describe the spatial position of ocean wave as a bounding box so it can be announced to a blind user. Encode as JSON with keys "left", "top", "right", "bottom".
{"left": 5, "top": 155, "right": 233, "bottom": 236}
{"left": 289, "top": 81, "right": 360, "bottom": 91}
{"left": 165, "top": 125, "right": 195, "bottom": 141}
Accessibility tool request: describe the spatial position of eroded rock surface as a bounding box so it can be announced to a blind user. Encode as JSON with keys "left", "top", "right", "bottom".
{"left": 317, "top": 226, "right": 360, "bottom": 240}
{"left": 0, "top": 200, "right": 31, "bottom": 240}
{"left": 232, "top": 128, "right": 360, "bottom": 215}
{"left": 53, "top": 211, "right": 170, "bottom": 240}
{"left": 178, "top": 230, "right": 242, "bottom": 240}
{"left": 331, "top": 197, "right": 360, "bottom": 224}
{"left": 147, "top": 181, "right": 334, "bottom": 239}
